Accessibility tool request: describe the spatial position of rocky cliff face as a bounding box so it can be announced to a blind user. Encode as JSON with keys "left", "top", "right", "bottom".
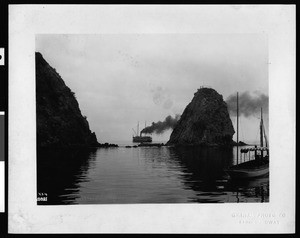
{"left": 36, "top": 52, "right": 99, "bottom": 148}
{"left": 167, "top": 87, "right": 235, "bottom": 146}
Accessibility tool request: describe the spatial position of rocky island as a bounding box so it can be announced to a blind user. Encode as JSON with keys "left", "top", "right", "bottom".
{"left": 167, "top": 87, "right": 235, "bottom": 146}
{"left": 36, "top": 52, "right": 117, "bottom": 148}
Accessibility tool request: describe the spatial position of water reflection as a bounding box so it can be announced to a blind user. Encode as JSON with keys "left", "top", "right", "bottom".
{"left": 226, "top": 175, "right": 269, "bottom": 203}
{"left": 37, "top": 146, "right": 269, "bottom": 205}
{"left": 140, "top": 146, "right": 268, "bottom": 203}
{"left": 37, "top": 147, "right": 97, "bottom": 205}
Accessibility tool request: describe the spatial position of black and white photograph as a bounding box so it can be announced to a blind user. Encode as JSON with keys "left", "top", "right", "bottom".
{"left": 8, "top": 5, "right": 295, "bottom": 233}
{"left": 36, "top": 34, "right": 269, "bottom": 205}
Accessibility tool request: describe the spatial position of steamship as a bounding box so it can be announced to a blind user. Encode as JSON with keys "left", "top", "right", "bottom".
{"left": 132, "top": 122, "right": 152, "bottom": 143}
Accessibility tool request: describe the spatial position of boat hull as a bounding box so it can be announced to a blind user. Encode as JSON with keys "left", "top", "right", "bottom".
{"left": 132, "top": 136, "right": 152, "bottom": 143}
{"left": 224, "top": 164, "right": 269, "bottom": 179}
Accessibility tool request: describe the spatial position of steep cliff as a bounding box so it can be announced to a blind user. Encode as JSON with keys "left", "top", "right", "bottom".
{"left": 36, "top": 52, "right": 99, "bottom": 148}
{"left": 167, "top": 87, "right": 235, "bottom": 146}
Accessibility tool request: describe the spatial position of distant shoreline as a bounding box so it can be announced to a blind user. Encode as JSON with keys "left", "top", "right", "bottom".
{"left": 37, "top": 140, "right": 261, "bottom": 150}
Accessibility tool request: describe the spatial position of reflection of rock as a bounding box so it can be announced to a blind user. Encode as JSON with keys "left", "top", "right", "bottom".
{"left": 37, "top": 148, "right": 97, "bottom": 205}
{"left": 164, "top": 146, "right": 268, "bottom": 202}
{"left": 36, "top": 52, "right": 99, "bottom": 148}
{"left": 168, "top": 146, "right": 233, "bottom": 189}
{"left": 167, "top": 87, "right": 235, "bottom": 146}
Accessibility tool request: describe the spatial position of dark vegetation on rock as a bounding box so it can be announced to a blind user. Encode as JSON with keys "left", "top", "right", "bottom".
{"left": 167, "top": 87, "right": 235, "bottom": 146}
{"left": 36, "top": 52, "right": 117, "bottom": 148}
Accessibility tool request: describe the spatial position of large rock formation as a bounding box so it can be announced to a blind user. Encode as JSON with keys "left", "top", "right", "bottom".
{"left": 167, "top": 87, "right": 235, "bottom": 146}
{"left": 36, "top": 52, "right": 99, "bottom": 148}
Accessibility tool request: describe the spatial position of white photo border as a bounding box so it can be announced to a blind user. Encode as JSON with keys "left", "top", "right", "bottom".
{"left": 8, "top": 5, "right": 295, "bottom": 233}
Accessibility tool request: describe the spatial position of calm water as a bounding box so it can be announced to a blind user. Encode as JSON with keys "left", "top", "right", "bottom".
{"left": 37, "top": 145, "right": 269, "bottom": 205}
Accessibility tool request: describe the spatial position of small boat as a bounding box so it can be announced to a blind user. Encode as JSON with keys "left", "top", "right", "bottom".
{"left": 224, "top": 92, "right": 269, "bottom": 179}
{"left": 225, "top": 158, "right": 269, "bottom": 179}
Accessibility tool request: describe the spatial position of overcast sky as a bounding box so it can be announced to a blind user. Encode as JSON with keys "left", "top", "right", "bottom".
{"left": 36, "top": 34, "right": 268, "bottom": 143}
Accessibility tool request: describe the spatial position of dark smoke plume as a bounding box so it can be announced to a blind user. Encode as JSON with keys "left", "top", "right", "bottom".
{"left": 226, "top": 91, "right": 269, "bottom": 117}
{"left": 141, "top": 115, "right": 181, "bottom": 134}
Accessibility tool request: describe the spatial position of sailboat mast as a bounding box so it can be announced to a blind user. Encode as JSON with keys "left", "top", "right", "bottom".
{"left": 237, "top": 92, "right": 239, "bottom": 165}
{"left": 260, "top": 108, "right": 263, "bottom": 147}
{"left": 263, "top": 125, "right": 268, "bottom": 148}
{"left": 137, "top": 122, "right": 139, "bottom": 137}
